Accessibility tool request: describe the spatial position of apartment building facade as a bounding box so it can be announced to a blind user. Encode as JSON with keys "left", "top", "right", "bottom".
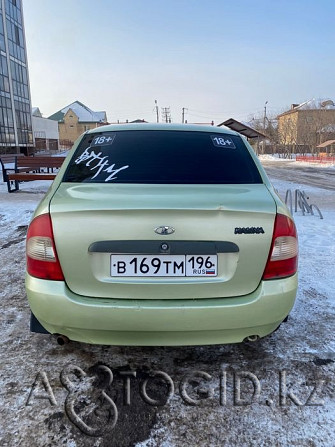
{"left": 277, "top": 99, "right": 335, "bottom": 150}
{"left": 0, "top": 0, "right": 33, "bottom": 153}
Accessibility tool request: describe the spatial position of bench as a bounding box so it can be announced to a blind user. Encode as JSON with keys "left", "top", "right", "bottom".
{"left": 6, "top": 156, "right": 66, "bottom": 192}
{"left": 0, "top": 153, "right": 25, "bottom": 182}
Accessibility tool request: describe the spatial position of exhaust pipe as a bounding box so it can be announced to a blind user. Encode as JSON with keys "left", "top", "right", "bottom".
{"left": 244, "top": 335, "right": 260, "bottom": 343}
{"left": 56, "top": 334, "right": 70, "bottom": 345}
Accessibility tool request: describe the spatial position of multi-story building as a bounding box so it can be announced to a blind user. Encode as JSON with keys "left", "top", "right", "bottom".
{"left": 0, "top": 0, "right": 33, "bottom": 153}
{"left": 277, "top": 99, "right": 335, "bottom": 151}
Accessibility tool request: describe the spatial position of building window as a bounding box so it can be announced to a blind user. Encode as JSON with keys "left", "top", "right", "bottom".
{"left": 14, "top": 24, "right": 20, "bottom": 45}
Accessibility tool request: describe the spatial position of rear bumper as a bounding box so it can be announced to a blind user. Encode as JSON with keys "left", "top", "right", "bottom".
{"left": 26, "top": 273, "right": 298, "bottom": 346}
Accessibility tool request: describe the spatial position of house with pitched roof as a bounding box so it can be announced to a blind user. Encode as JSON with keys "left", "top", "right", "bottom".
{"left": 48, "top": 101, "right": 108, "bottom": 144}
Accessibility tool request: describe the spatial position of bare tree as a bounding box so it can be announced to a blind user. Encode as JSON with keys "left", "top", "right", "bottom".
{"left": 247, "top": 112, "right": 279, "bottom": 155}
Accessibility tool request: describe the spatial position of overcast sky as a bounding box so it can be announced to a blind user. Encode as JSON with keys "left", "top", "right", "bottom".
{"left": 23, "top": 0, "right": 335, "bottom": 124}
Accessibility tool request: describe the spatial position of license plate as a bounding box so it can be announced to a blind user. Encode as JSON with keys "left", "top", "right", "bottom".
{"left": 111, "top": 254, "right": 217, "bottom": 277}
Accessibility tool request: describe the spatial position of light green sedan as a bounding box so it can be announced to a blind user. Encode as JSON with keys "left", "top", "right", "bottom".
{"left": 26, "top": 124, "right": 298, "bottom": 346}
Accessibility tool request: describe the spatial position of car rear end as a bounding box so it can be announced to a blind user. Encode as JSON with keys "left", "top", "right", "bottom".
{"left": 26, "top": 124, "right": 298, "bottom": 345}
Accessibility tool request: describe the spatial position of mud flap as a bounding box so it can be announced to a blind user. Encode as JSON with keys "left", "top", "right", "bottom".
{"left": 30, "top": 312, "right": 50, "bottom": 334}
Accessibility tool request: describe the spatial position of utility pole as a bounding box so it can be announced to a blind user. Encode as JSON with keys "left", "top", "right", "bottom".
{"left": 182, "top": 107, "right": 188, "bottom": 124}
{"left": 263, "top": 101, "right": 268, "bottom": 131}
{"left": 262, "top": 101, "right": 268, "bottom": 155}
{"left": 161, "top": 107, "right": 172, "bottom": 123}
{"left": 155, "top": 100, "right": 159, "bottom": 123}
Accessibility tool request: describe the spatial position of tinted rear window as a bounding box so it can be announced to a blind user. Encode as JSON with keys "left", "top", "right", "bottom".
{"left": 63, "top": 130, "right": 262, "bottom": 184}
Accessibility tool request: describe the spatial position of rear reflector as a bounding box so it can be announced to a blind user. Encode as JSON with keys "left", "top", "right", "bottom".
{"left": 26, "top": 214, "right": 64, "bottom": 281}
{"left": 262, "top": 214, "right": 298, "bottom": 280}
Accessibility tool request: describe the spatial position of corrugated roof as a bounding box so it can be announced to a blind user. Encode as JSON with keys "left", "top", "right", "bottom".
{"left": 218, "top": 118, "right": 267, "bottom": 139}
{"left": 48, "top": 101, "right": 107, "bottom": 123}
{"left": 48, "top": 110, "right": 65, "bottom": 121}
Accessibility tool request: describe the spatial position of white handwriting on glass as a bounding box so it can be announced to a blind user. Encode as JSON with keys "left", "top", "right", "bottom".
{"left": 75, "top": 148, "right": 129, "bottom": 181}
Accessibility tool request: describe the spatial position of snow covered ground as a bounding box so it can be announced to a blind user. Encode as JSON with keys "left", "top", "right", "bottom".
{"left": 0, "top": 171, "right": 334, "bottom": 447}
{"left": 259, "top": 154, "right": 335, "bottom": 168}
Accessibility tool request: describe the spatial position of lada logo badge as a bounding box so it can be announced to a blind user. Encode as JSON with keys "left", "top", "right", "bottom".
{"left": 155, "top": 226, "right": 175, "bottom": 235}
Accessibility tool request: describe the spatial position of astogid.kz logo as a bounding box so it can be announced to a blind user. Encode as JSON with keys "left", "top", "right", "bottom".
{"left": 25, "top": 364, "right": 327, "bottom": 437}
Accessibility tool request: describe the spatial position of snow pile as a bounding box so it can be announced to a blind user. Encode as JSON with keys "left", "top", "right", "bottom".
{"left": 258, "top": 154, "right": 280, "bottom": 161}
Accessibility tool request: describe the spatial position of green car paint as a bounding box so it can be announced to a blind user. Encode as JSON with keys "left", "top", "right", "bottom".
{"left": 26, "top": 123, "right": 298, "bottom": 345}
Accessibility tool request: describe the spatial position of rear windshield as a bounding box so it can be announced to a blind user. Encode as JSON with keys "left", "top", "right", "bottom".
{"left": 63, "top": 130, "right": 262, "bottom": 184}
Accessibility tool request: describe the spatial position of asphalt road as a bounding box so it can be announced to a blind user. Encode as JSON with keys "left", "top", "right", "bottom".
{"left": 261, "top": 159, "right": 335, "bottom": 191}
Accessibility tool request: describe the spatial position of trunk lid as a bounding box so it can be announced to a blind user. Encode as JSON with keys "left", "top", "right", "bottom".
{"left": 50, "top": 183, "right": 276, "bottom": 299}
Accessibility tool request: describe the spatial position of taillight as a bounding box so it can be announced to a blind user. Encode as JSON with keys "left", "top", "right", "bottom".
{"left": 262, "top": 213, "right": 298, "bottom": 280}
{"left": 26, "top": 213, "right": 65, "bottom": 281}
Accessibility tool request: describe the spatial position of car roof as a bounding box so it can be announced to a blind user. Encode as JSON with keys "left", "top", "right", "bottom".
{"left": 86, "top": 122, "right": 238, "bottom": 136}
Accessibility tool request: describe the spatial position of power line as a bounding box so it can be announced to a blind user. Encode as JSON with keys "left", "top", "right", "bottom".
{"left": 161, "top": 107, "right": 172, "bottom": 123}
